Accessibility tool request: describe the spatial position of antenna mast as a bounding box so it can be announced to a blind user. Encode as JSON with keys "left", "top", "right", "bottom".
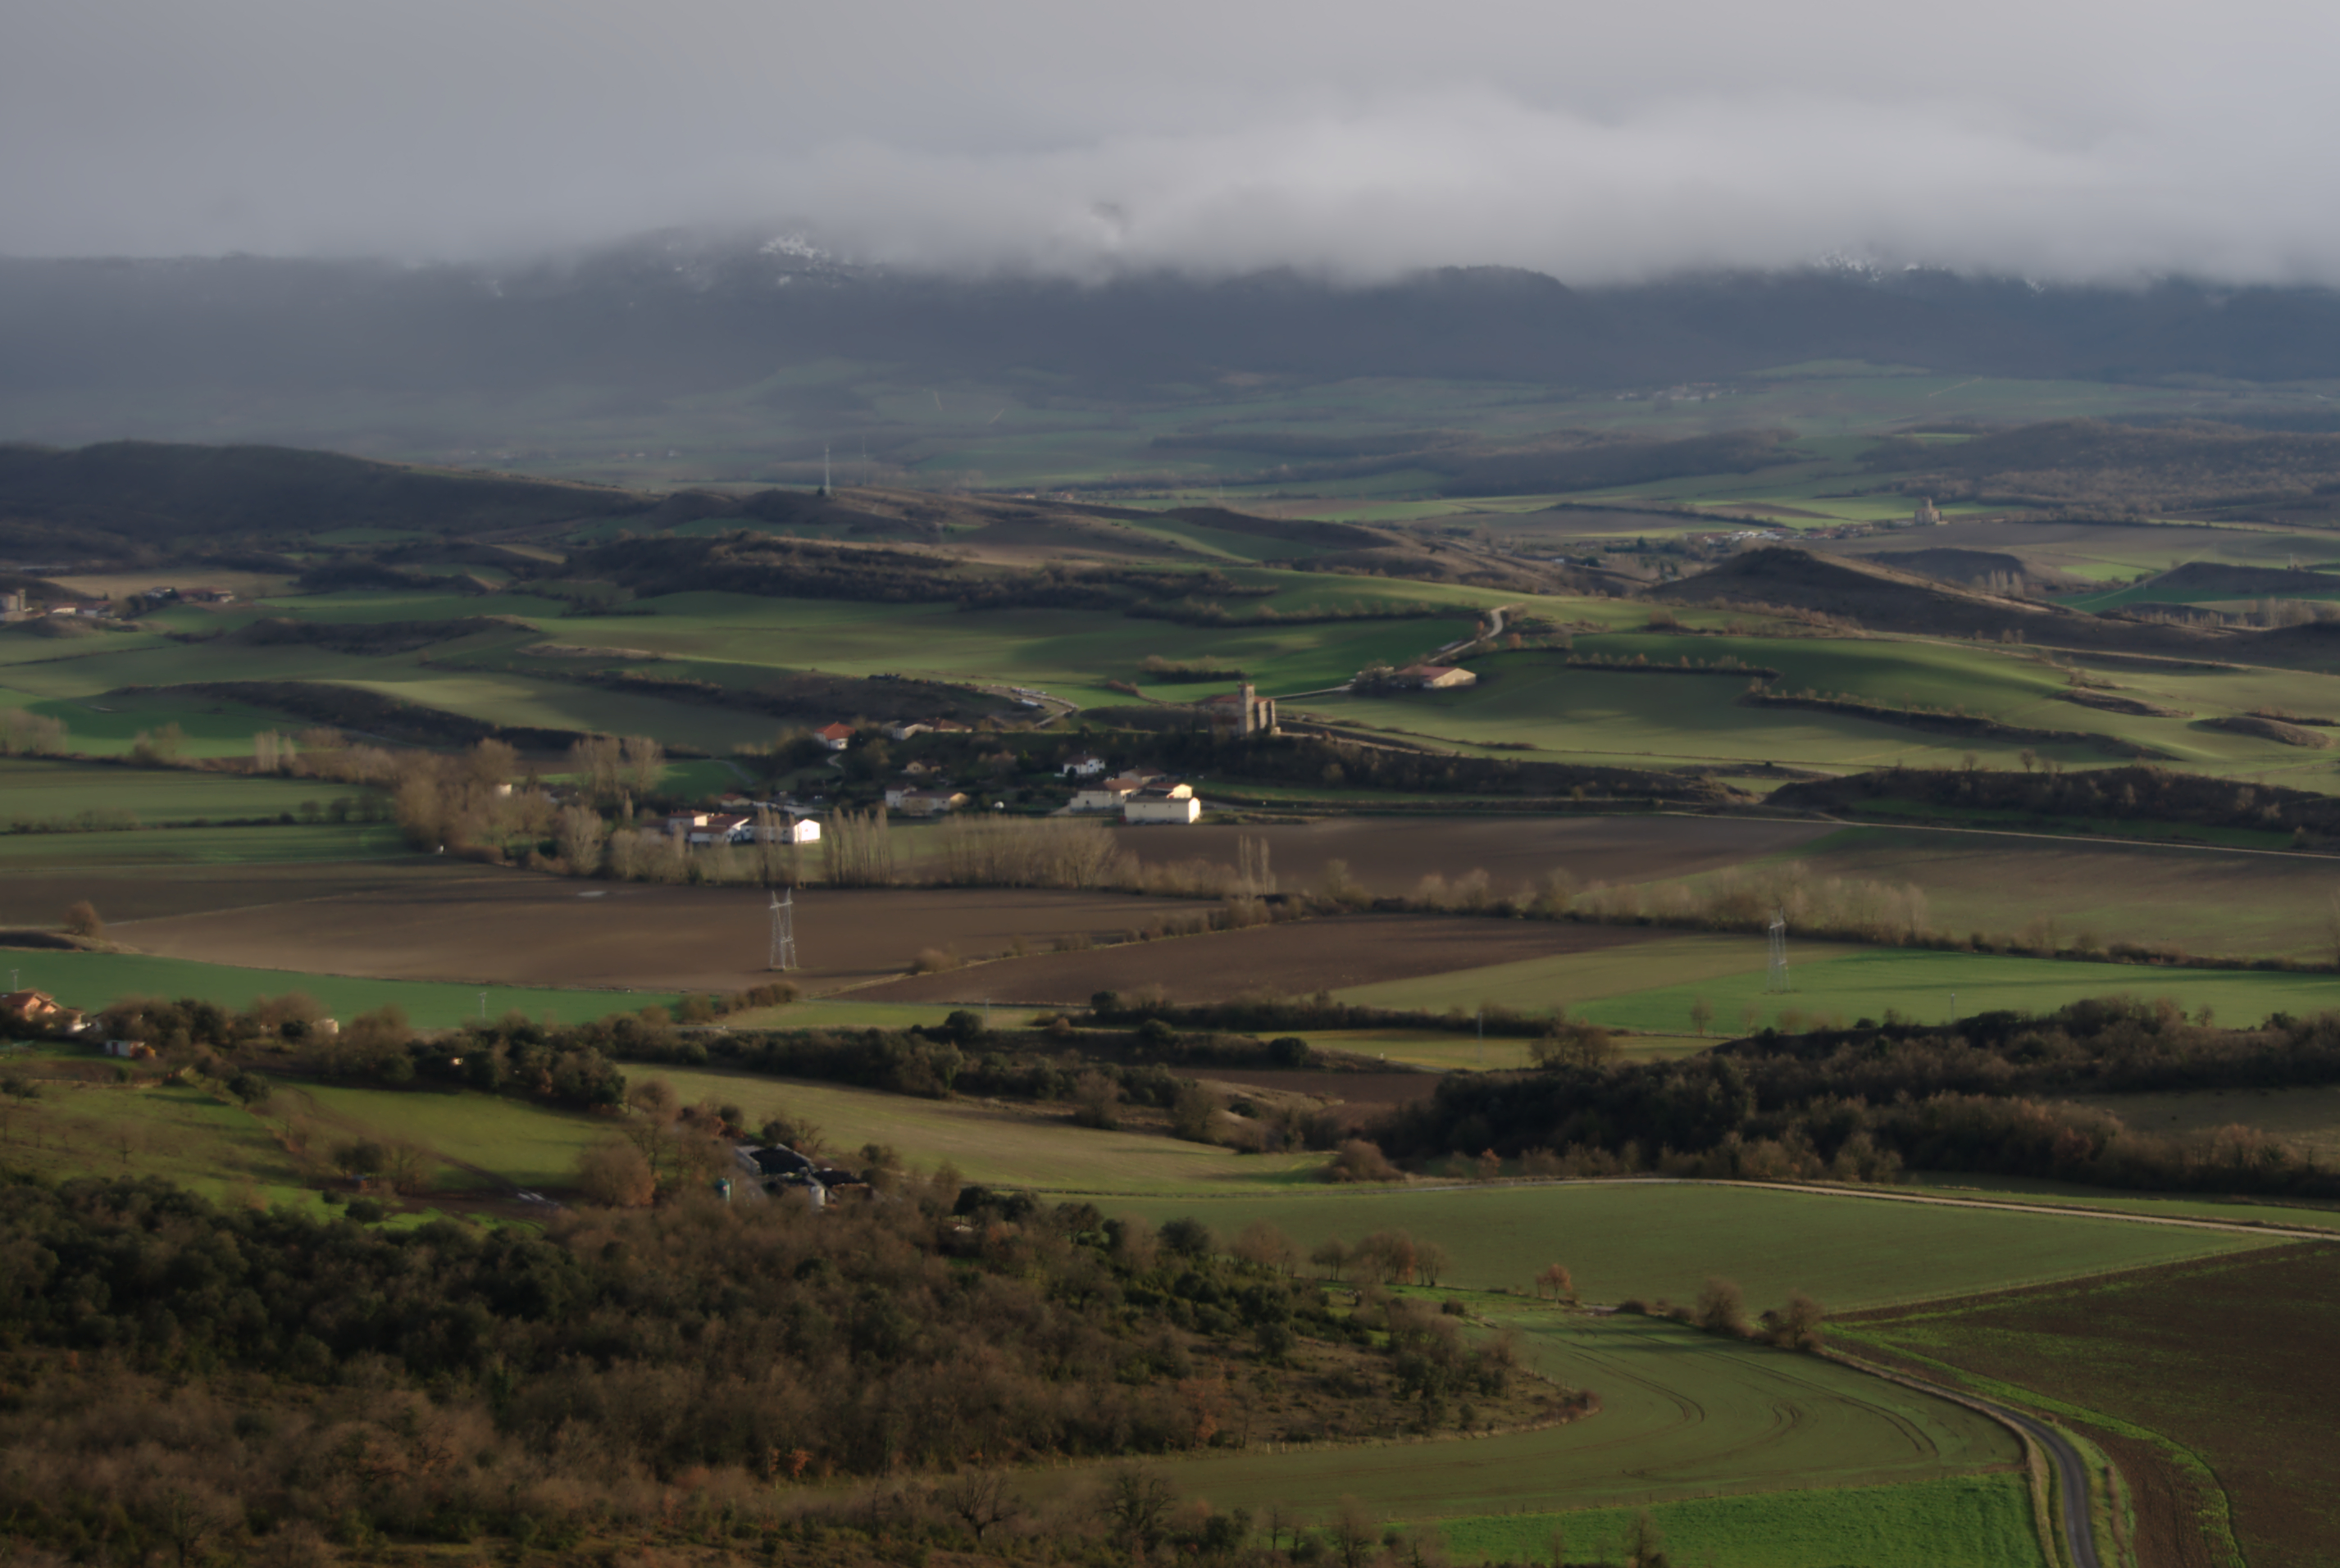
{"left": 1764, "top": 908, "right": 1792, "bottom": 994}
{"left": 769, "top": 888, "right": 799, "bottom": 971}
{"left": 820, "top": 443, "right": 831, "bottom": 498}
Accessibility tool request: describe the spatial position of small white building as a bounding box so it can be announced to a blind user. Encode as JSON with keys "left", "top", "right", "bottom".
{"left": 883, "top": 721, "right": 931, "bottom": 741}
{"left": 1122, "top": 786, "right": 1201, "bottom": 825}
{"left": 813, "top": 723, "right": 854, "bottom": 752}
{"left": 1071, "top": 772, "right": 1154, "bottom": 812}
{"left": 895, "top": 787, "right": 968, "bottom": 817}
{"left": 1059, "top": 753, "right": 1109, "bottom": 778}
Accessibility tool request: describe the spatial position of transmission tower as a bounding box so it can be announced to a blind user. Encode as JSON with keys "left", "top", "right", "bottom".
{"left": 1764, "top": 908, "right": 1793, "bottom": 993}
{"left": 769, "top": 889, "right": 799, "bottom": 971}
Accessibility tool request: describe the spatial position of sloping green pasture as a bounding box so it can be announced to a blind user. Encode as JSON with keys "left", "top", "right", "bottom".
{"left": 1299, "top": 639, "right": 2334, "bottom": 773}
{"left": 1337, "top": 934, "right": 2340, "bottom": 1032}
{"left": 0, "top": 821, "right": 409, "bottom": 869}
{"left": 1434, "top": 1474, "right": 2039, "bottom": 1568}
{"left": 546, "top": 591, "right": 1475, "bottom": 707}
{"left": 6, "top": 949, "right": 681, "bottom": 1028}
{"left": 1107, "top": 1181, "right": 2272, "bottom": 1309}
{"left": 0, "top": 757, "right": 383, "bottom": 825}
{"left": 612, "top": 1064, "right": 1324, "bottom": 1193}
{"left": 1081, "top": 1305, "right": 2023, "bottom": 1523}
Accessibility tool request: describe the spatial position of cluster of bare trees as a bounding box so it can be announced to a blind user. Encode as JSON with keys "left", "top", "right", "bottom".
{"left": 0, "top": 707, "right": 68, "bottom": 755}
{"left": 1305, "top": 1229, "right": 1451, "bottom": 1287}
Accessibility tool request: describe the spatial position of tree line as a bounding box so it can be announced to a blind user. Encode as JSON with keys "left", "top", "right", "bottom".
{"left": 0, "top": 1172, "right": 1590, "bottom": 1563}
{"left": 1372, "top": 996, "right": 2340, "bottom": 1198}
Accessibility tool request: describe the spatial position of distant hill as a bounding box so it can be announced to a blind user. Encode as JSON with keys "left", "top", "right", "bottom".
{"left": 1862, "top": 418, "right": 2340, "bottom": 513}
{"left": 2139, "top": 560, "right": 2340, "bottom": 597}
{"left": 0, "top": 440, "right": 648, "bottom": 546}
{"left": 1851, "top": 547, "right": 2032, "bottom": 585}
{"left": 1650, "top": 546, "right": 2223, "bottom": 657}
{"left": 13, "top": 248, "right": 2340, "bottom": 403}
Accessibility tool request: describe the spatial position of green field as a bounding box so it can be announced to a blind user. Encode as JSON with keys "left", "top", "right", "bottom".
{"left": 1436, "top": 1474, "right": 2038, "bottom": 1568}
{"left": 0, "top": 820, "right": 411, "bottom": 870}
{"left": 1105, "top": 1180, "right": 2272, "bottom": 1309}
{"left": 617, "top": 1063, "right": 1326, "bottom": 1193}
{"left": 2, "top": 948, "right": 683, "bottom": 1028}
{"left": 0, "top": 757, "right": 384, "bottom": 825}
{"left": 1050, "top": 1299, "right": 2024, "bottom": 1524}
{"left": 1337, "top": 934, "right": 2340, "bottom": 1033}
{"left": 286, "top": 1081, "right": 607, "bottom": 1190}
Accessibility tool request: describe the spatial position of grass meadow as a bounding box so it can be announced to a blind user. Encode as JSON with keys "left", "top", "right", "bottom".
{"left": 3, "top": 949, "right": 684, "bottom": 1028}
{"left": 1104, "top": 1180, "right": 2271, "bottom": 1309}
{"left": 1434, "top": 1474, "right": 2039, "bottom": 1568}
{"left": 0, "top": 757, "right": 384, "bottom": 825}
{"left": 0, "top": 821, "right": 412, "bottom": 871}
{"left": 1336, "top": 934, "right": 2340, "bottom": 1034}
{"left": 1041, "top": 1302, "right": 2024, "bottom": 1524}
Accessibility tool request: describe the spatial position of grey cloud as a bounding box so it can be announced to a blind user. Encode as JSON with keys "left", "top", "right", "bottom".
{"left": 4, "top": 0, "right": 2338, "bottom": 282}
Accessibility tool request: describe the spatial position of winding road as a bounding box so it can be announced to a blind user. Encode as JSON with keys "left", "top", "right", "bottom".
{"left": 1984, "top": 1398, "right": 2103, "bottom": 1568}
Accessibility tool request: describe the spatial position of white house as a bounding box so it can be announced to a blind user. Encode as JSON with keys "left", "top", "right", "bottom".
{"left": 813, "top": 723, "right": 854, "bottom": 752}
{"left": 1070, "top": 772, "right": 1154, "bottom": 812}
{"left": 1122, "top": 785, "right": 1201, "bottom": 825}
{"left": 683, "top": 813, "right": 753, "bottom": 846}
{"left": 1059, "top": 753, "right": 1109, "bottom": 777}
{"left": 883, "top": 721, "right": 931, "bottom": 741}
{"left": 895, "top": 787, "right": 968, "bottom": 817}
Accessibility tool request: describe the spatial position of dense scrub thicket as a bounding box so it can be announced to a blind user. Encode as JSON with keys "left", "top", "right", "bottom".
{"left": 1375, "top": 998, "right": 2340, "bottom": 1197}
{"left": 0, "top": 1173, "right": 1555, "bottom": 1561}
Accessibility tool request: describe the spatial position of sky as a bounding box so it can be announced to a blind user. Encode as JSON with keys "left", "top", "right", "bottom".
{"left": 5, "top": 0, "right": 2337, "bottom": 284}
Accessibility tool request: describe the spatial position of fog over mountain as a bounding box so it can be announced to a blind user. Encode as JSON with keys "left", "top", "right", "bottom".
{"left": 7, "top": 0, "right": 2339, "bottom": 284}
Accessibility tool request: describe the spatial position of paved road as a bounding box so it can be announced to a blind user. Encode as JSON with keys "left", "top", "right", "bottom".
{"left": 1977, "top": 1398, "right": 2102, "bottom": 1568}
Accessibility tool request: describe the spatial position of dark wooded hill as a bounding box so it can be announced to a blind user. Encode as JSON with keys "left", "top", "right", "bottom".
{"left": 0, "top": 439, "right": 647, "bottom": 545}
{"left": 14, "top": 247, "right": 2340, "bottom": 402}
{"left": 1650, "top": 546, "right": 2244, "bottom": 657}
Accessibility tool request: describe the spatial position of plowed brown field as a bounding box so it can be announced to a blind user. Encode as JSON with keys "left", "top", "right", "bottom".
{"left": 1109, "top": 815, "right": 1831, "bottom": 896}
{"left": 115, "top": 877, "right": 1193, "bottom": 993}
{"left": 855, "top": 913, "right": 1662, "bottom": 1006}
{"left": 1841, "top": 1243, "right": 2340, "bottom": 1568}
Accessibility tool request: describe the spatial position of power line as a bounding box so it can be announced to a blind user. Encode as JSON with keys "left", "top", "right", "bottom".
{"left": 770, "top": 889, "right": 799, "bottom": 971}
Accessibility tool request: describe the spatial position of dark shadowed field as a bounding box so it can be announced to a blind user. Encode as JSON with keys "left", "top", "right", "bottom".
{"left": 1841, "top": 1244, "right": 2340, "bottom": 1568}
{"left": 113, "top": 877, "right": 1196, "bottom": 993}
{"left": 854, "top": 914, "right": 1663, "bottom": 1006}
{"left": 1111, "top": 816, "right": 1832, "bottom": 897}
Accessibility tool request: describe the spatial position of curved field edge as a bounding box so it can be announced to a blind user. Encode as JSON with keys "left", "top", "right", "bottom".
{"left": 1828, "top": 1338, "right": 2242, "bottom": 1568}
{"left": 1017, "top": 1306, "right": 2019, "bottom": 1525}
{"left": 1430, "top": 1474, "right": 2042, "bottom": 1568}
{"left": 1100, "top": 1182, "right": 2279, "bottom": 1310}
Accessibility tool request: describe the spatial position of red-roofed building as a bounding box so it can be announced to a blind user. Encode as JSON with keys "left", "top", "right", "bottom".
{"left": 813, "top": 723, "right": 855, "bottom": 751}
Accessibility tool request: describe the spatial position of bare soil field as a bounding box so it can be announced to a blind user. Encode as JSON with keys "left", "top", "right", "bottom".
{"left": 1110, "top": 816, "right": 1832, "bottom": 897}
{"left": 1783, "top": 825, "right": 2340, "bottom": 960}
{"left": 855, "top": 914, "right": 1663, "bottom": 1006}
{"left": 1842, "top": 1244, "right": 2340, "bottom": 1568}
{"left": 0, "top": 861, "right": 482, "bottom": 927}
{"left": 114, "top": 875, "right": 1191, "bottom": 993}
